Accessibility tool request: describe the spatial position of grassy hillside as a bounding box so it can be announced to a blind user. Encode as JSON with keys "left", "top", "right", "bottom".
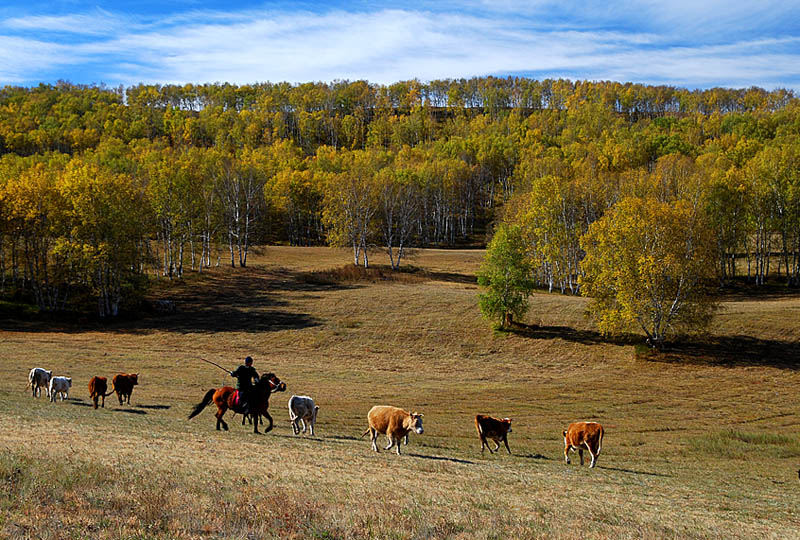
{"left": 1, "top": 247, "right": 799, "bottom": 539}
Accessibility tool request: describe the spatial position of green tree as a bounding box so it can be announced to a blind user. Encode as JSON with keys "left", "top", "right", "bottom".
{"left": 580, "top": 197, "right": 716, "bottom": 347}
{"left": 477, "top": 223, "right": 535, "bottom": 328}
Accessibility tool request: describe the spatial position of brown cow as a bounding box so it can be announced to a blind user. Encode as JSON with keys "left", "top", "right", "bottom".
{"left": 111, "top": 373, "right": 138, "bottom": 405}
{"left": 88, "top": 376, "right": 114, "bottom": 409}
{"left": 475, "top": 414, "right": 512, "bottom": 455}
{"left": 563, "top": 421, "right": 604, "bottom": 468}
{"left": 363, "top": 405, "right": 423, "bottom": 455}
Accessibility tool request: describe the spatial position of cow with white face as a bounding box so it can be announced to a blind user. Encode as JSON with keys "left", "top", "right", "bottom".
{"left": 26, "top": 368, "right": 52, "bottom": 399}
{"left": 49, "top": 376, "right": 72, "bottom": 402}
{"left": 363, "top": 405, "right": 424, "bottom": 455}
{"left": 288, "top": 395, "right": 319, "bottom": 436}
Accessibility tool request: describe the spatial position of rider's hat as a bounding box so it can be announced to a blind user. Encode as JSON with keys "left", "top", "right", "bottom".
{"left": 245, "top": 356, "right": 253, "bottom": 364}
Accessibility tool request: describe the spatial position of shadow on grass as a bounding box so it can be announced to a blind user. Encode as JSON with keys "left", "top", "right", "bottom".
{"left": 112, "top": 408, "right": 148, "bottom": 415}
{"left": 598, "top": 465, "right": 673, "bottom": 478}
{"left": 407, "top": 453, "right": 475, "bottom": 465}
{"left": 508, "top": 322, "right": 636, "bottom": 347}
{"left": 135, "top": 404, "right": 171, "bottom": 410}
{"left": 517, "top": 453, "right": 550, "bottom": 460}
{"left": 510, "top": 322, "right": 800, "bottom": 370}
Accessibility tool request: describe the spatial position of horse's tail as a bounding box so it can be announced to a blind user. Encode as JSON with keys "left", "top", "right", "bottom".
{"left": 188, "top": 389, "right": 216, "bottom": 419}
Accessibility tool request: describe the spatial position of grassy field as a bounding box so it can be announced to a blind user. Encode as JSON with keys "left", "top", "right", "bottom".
{"left": 1, "top": 246, "right": 799, "bottom": 539}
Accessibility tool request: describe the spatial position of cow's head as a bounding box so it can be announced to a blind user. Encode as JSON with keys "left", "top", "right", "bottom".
{"left": 410, "top": 412, "right": 424, "bottom": 434}
{"left": 66, "top": 378, "right": 72, "bottom": 387}
{"left": 503, "top": 418, "right": 512, "bottom": 433}
{"left": 131, "top": 374, "right": 139, "bottom": 385}
{"left": 46, "top": 370, "right": 52, "bottom": 380}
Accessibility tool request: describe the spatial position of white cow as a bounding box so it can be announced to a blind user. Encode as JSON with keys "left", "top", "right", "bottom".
{"left": 288, "top": 395, "right": 319, "bottom": 436}
{"left": 49, "top": 376, "right": 72, "bottom": 402}
{"left": 27, "top": 367, "right": 52, "bottom": 398}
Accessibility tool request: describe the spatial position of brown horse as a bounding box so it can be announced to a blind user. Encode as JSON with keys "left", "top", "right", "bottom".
{"left": 188, "top": 373, "right": 286, "bottom": 434}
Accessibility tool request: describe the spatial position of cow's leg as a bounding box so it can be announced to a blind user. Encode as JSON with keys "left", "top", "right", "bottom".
{"left": 578, "top": 448, "right": 584, "bottom": 466}
{"left": 586, "top": 442, "right": 598, "bottom": 468}
{"left": 309, "top": 414, "right": 315, "bottom": 437}
{"left": 117, "top": 392, "right": 123, "bottom": 405}
{"left": 370, "top": 428, "right": 379, "bottom": 452}
{"left": 384, "top": 435, "right": 395, "bottom": 451}
{"left": 402, "top": 434, "right": 408, "bottom": 445}
{"left": 564, "top": 445, "right": 571, "bottom": 464}
{"left": 493, "top": 440, "right": 501, "bottom": 453}
{"left": 101, "top": 395, "right": 105, "bottom": 408}
{"left": 395, "top": 437, "right": 402, "bottom": 456}
{"left": 300, "top": 418, "right": 307, "bottom": 434}
{"left": 503, "top": 436, "right": 511, "bottom": 455}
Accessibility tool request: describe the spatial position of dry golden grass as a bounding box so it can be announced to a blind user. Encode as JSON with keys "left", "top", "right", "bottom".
{"left": 1, "top": 246, "right": 799, "bottom": 539}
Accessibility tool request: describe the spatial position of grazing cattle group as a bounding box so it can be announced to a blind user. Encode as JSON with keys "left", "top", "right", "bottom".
{"left": 25, "top": 364, "right": 605, "bottom": 468}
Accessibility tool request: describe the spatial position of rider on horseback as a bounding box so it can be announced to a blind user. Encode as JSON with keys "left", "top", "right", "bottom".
{"left": 229, "top": 356, "right": 259, "bottom": 416}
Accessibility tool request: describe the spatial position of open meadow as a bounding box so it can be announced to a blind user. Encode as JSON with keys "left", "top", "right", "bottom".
{"left": 1, "top": 247, "right": 799, "bottom": 539}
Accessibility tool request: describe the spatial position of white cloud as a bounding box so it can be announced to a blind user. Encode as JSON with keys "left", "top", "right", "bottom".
{"left": 0, "top": 5, "right": 798, "bottom": 89}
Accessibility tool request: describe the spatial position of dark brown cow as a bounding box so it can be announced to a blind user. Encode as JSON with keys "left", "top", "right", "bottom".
{"left": 563, "top": 421, "right": 604, "bottom": 468}
{"left": 111, "top": 373, "right": 138, "bottom": 405}
{"left": 363, "top": 405, "right": 423, "bottom": 455}
{"left": 88, "top": 376, "right": 114, "bottom": 409}
{"left": 475, "top": 414, "right": 512, "bottom": 455}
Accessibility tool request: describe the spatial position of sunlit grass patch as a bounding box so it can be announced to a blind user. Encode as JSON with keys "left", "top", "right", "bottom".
{"left": 686, "top": 429, "right": 800, "bottom": 459}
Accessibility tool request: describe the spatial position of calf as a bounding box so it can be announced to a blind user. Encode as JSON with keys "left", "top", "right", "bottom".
{"left": 111, "top": 373, "right": 138, "bottom": 405}
{"left": 288, "top": 395, "right": 319, "bottom": 436}
{"left": 49, "top": 376, "right": 72, "bottom": 402}
{"left": 88, "top": 376, "right": 112, "bottom": 409}
{"left": 26, "top": 368, "right": 52, "bottom": 399}
{"left": 563, "top": 422, "right": 604, "bottom": 468}
{"left": 363, "top": 405, "right": 423, "bottom": 455}
{"left": 475, "top": 414, "right": 513, "bottom": 455}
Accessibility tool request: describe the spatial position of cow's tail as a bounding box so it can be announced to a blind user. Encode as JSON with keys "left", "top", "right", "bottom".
{"left": 24, "top": 370, "right": 33, "bottom": 392}
{"left": 188, "top": 389, "right": 216, "bottom": 419}
{"left": 597, "top": 428, "right": 604, "bottom": 456}
{"left": 360, "top": 427, "right": 371, "bottom": 438}
{"left": 103, "top": 382, "right": 116, "bottom": 398}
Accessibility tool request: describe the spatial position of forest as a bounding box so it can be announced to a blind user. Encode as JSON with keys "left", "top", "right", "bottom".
{"left": 0, "top": 77, "right": 798, "bottom": 320}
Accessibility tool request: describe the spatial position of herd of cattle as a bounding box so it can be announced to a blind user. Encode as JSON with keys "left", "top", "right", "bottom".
{"left": 25, "top": 366, "right": 604, "bottom": 467}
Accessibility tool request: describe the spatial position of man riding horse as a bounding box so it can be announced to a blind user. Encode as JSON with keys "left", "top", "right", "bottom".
{"left": 229, "top": 356, "right": 258, "bottom": 416}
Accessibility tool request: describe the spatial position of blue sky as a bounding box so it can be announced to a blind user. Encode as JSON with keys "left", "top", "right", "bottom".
{"left": 1, "top": 1, "right": 799, "bottom": 90}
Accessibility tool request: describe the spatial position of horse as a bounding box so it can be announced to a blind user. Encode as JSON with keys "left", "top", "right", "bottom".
{"left": 188, "top": 372, "right": 286, "bottom": 434}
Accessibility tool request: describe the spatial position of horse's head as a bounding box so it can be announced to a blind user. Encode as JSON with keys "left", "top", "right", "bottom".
{"left": 259, "top": 373, "right": 286, "bottom": 393}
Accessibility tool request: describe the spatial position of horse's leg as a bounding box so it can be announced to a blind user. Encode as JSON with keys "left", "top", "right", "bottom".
{"left": 262, "top": 411, "right": 273, "bottom": 433}
{"left": 216, "top": 406, "right": 229, "bottom": 431}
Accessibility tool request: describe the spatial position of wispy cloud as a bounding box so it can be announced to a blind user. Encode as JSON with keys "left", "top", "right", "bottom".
{"left": 0, "top": 3, "right": 798, "bottom": 89}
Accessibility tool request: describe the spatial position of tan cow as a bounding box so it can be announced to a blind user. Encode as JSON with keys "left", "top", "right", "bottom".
{"left": 563, "top": 421, "right": 604, "bottom": 468}
{"left": 363, "top": 405, "right": 423, "bottom": 455}
{"left": 475, "top": 414, "right": 512, "bottom": 455}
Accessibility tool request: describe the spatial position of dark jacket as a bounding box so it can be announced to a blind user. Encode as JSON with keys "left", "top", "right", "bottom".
{"left": 231, "top": 365, "right": 259, "bottom": 391}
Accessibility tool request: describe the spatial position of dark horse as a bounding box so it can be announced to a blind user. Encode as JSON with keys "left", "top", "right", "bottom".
{"left": 188, "top": 372, "right": 286, "bottom": 433}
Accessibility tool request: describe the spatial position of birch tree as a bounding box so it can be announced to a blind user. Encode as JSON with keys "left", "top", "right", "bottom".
{"left": 580, "top": 196, "right": 716, "bottom": 347}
